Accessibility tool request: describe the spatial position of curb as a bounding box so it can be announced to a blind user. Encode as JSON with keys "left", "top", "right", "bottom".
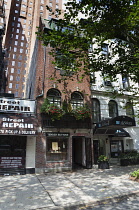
{"left": 35, "top": 190, "right": 139, "bottom": 210}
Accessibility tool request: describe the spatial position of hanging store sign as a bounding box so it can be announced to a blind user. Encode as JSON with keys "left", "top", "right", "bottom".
{"left": 0, "top": 115, "right": 38, "bottom": 135}
{"left": 46, "top": 132, "right": 70, "bottom": 137}
{"left": 0, "top": 98, "right": 35, "bottom": 113}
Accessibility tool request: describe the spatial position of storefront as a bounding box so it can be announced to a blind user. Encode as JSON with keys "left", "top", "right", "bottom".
{"left": 0, "top": 114, "right": 38, "bottom": 175}
{"left": 93, "top": 115, "right": 136, "bottom": 162}
{"left": 0, "top": 97, "right": 38, "bottom": 175}
{"left": 36, "top": 129, "right": 93, "bottom": 173}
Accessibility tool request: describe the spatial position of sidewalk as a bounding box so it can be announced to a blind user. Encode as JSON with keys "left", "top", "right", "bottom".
{"left": 1, "top": 165, "right": 139, "bottom": 210}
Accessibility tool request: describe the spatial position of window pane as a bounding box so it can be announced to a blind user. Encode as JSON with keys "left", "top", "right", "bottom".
{"left": 46, "top": 138, "right": 68, "bottom": 161}
{"left": 108, "top": 100, "right": 118, "bottom": 118}
{"left": 126, "top": 102, "right": 134, "bottom": 118}
{"left": 92, "top": 99, "right": 101, "bottom": 123}
{"left": 71, "top": 92, "right": 83, "bottom": 109}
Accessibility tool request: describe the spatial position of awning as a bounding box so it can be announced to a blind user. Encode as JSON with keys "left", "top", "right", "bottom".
{"left": 94, "top": 115, "right": 136, "bottom": 136}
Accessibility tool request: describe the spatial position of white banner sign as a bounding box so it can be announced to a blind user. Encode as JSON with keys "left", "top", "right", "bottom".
{"left": 0, "top": 98, "right": 35, "bottom": 113}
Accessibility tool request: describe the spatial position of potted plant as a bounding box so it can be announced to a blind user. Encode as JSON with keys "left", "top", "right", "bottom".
{"left": 40, "top": 98, "right": 64, "bottom": 121}
{"left": 98, "top": 155, "right": 109, "bottom": 169}
{"left": 71, "top": 104, "right": 91, "bottom": 120}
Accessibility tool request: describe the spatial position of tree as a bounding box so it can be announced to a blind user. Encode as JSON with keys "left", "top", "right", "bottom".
{"left": 36, "top": 0, "right": 139, "bottom": 86}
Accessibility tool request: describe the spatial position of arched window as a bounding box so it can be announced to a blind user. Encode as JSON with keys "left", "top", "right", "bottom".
{"left": 47, "top": 88, "right": 61, "bottom": 107}
{"left": 126, "top": 102, "right": 134, "bottom": 119}
{"left": 71, "top": 91, "right": 84, "bottom": 109}
{"left": 92, "top": 99, "right": 101, "bottom": 123}
{"left": 108, "top": 100, "right": 118, "bottom": 118}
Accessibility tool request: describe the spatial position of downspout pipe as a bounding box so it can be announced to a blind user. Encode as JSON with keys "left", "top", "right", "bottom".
{"left": 36, "top": 45, "right": 46, "bottom": 99}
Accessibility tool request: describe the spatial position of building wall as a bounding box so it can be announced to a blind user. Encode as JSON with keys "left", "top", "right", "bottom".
{"left": 26, "top": 136, "right": 36, "bottom": 169}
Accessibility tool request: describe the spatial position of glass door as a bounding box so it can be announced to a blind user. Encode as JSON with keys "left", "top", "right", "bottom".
{"left": 110, "top": 140, "right": 124, "bottom": 158}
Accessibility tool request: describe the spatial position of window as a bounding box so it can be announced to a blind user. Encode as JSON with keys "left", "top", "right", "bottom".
{"left": 17, "top": 23, "right": 20, "bottom": 27}
{"left": 15, "top": 84, "right": 19, "bottom": 89}
{"left": 15, "top": 35, "right": 19, "bottom": 39}
{"left": 15, "top": 92, "right": 18, "bottom": 97}
{"left": 17, "top": 69, "right": 20, "bottom": 74}
{"left": 16, "top": 76, "right": 20, "bottom": 81}
{"left": 13, "top": 54, "right": 16, "bottom": 59}
{"left": 10, "top": 75, "right": 13, "bottom": 81}
{"left": 9, "top": 83, "right": 12, "bottom": 88}
{"left": 40, "top": 6, "right": 43, "bottom": 10}
{"left": 16, "top": 29, "right": 20, "bottom": 33}
{"left": 15, "top": 10, "right": 18, "bottom": 13}
{"left": 11, "top": 68, "right": 14, "bottom": 73}
{"left": 71, "top": 91, "right": 83, "bottom": 109}
{"left": 126, "top": 102, "right": 134, "bottom": 119}
{"left": 20, "top": 49, "right": 23, "bottom": 53}
{"left": 12, "top": 61, "right": 15, "bottom": 66}
{"left": 92, "top": 98, "right": 101, "bottom": 123}
{"left": 14, "top": 47, "right": 17, "bottom": 52}
{"left": 15, "top": 41, "right": 18, "bottom": 45}
{"left": 18, "top": 62, "right": 21, "bottom": 67}
{"left": 101, "top": 43, "right": 108, "bottom": 56}
{"left": 21, "top": 11, "right": 25, "bottom": 15}
{"left": 22, "top": 4, "right": 26, "bottom": 8}
{"left": 46, "top": 137, "right": 68, "bottom": 161}
{"left": 19, "top": 55, "right": 22, "bottom": 60}
{"left": 47, "top": 88, "right": 61, "bottom": 107}
{"left": 122, "top": 76, "right": 129, "bottom": 89}
{"left": 21, "top": 36, "right": 24, "bottom": 40}
{"left": 103, "top": 74, "right": 112, "bottom": 86}
{"left": 108, "top": 100, "right": 118, "bottom": 118}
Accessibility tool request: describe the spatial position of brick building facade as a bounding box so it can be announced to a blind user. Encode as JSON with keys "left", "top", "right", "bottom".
{"left": 26, "top": 18, "right": 93, "bottom": 173}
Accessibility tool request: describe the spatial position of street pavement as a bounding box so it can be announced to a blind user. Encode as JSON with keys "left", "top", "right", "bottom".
{"left": 1, "top": 165, "right": 139, "bottom": 210}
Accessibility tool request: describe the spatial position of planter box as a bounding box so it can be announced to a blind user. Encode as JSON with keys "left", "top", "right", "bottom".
{"left": 98, "top": 161, "right": 109, "bottom": 169}
{"left": 120, "top": 159, "right": 129, "bottom": 166}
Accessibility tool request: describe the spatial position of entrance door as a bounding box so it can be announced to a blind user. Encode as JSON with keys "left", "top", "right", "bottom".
{"left": 72, "top": 137, "right": 83, "bottom": 169}
{"left": 72, "top": 137, "right": 92, "bottom": 169}
{"left": 93, "top": 140, "right": 99, "bottom": 164}
{"left": 85, "top": 138, "right": 92, "bottom": 169}
{"left": 110, "top": 140, "right": 124, "bottom": 158}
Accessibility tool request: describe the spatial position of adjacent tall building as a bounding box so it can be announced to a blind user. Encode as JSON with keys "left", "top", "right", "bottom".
{"left": 3, "top": 0, "right": 63, "bottom": 98}
{"left": 0, "top": 0, "right": 6, "bottom": 93}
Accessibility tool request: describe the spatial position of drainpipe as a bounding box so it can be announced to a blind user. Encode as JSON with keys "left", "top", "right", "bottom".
{"left": 36, "top": 45, "right": 46, "bottom": 99}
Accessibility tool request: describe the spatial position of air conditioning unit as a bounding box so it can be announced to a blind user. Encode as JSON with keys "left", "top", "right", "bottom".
{"left": 104, "top": 80, "right": 112, "bottom": 86}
